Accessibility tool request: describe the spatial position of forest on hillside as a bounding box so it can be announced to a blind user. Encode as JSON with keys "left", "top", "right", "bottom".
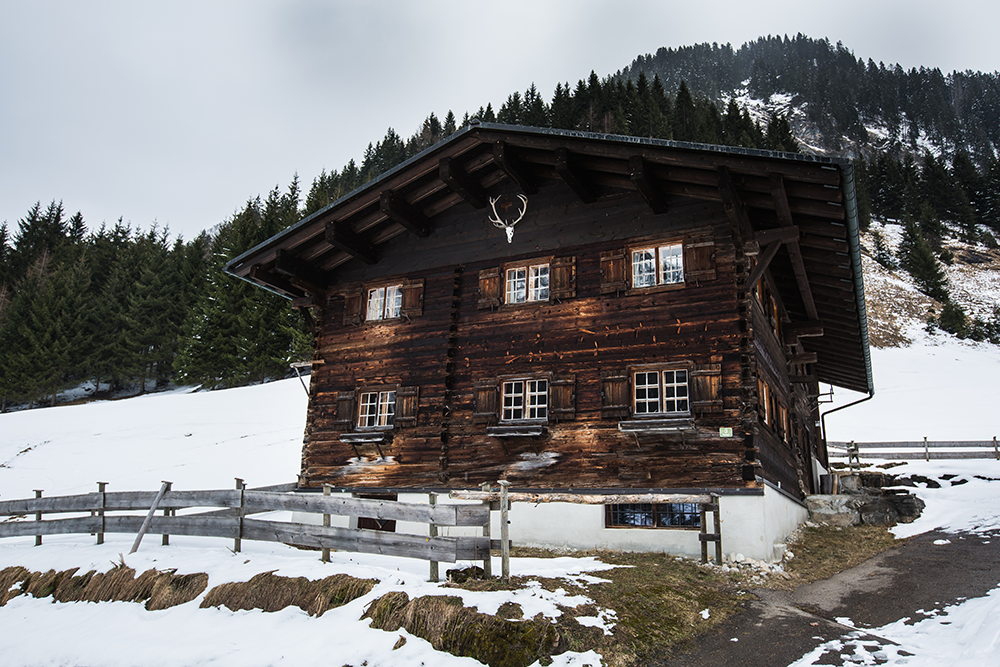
{"left": 2, "top": 35, "right": 1000, "bottom": 410}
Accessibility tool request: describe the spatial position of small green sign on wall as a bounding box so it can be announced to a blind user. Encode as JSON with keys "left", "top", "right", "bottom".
{"left": 719, "top": 427, "right": 734, "bottom": 438}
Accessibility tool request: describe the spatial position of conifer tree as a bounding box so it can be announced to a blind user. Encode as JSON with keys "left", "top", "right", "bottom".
{"left": 898, "top": 216, "right": 949, "bottom": 301}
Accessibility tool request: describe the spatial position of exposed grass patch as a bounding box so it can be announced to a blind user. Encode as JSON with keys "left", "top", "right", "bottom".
{"left": 776, "top": 524, "right": 901, "bottom": 588}
{"left": 363, "top": 591, "right": 560, "bottom": 667}
{"left": 201, "top": 571, "right": 377, "bottom": 616}
{"left": 0, "top": 564, "right": 208, "bottom": 610}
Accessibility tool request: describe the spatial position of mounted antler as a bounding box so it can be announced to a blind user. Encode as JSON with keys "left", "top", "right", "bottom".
{"left": 487, "top": 194, "right": 528, "bottom": 243}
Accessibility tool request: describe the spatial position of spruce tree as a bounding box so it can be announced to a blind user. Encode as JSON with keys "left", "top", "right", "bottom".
{"left": 898, "top": 216, "right": 949, "bottom": 301}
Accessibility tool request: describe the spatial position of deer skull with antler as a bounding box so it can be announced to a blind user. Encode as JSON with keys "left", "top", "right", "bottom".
{"left": 488, "top": 194, "right": 528, "bottom": 243}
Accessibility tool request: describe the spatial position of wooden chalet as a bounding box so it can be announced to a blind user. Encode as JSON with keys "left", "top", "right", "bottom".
{"left": 226, "top": 123, "right": 872, "bottom": 556}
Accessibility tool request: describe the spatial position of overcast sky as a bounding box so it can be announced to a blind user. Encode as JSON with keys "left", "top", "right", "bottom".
{"left": 2, "top": 0, "right": 999, "bottom": 243}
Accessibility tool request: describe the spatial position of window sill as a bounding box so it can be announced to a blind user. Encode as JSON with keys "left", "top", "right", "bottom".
{"left": 340, "top": 431, "right": 392, "bottom": 444}
{"left": 487, "top": 425, "right": 547, "bottom": 438}
{"left": 618, "top": 417, "right": 696, "bottom": 434}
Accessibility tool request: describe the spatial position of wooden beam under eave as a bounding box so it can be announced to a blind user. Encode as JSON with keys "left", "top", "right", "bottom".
{"left": 785, "top": 321, "right": 824, "bottom": 344}
{"left": 747, "top": 241, "right": 781, "bottom": 287}
{"left": 324, "top": 222, "right": 377, "bottom": 265}
{"left": 274, "top": 249, "right": 328, "bottom": 296}
{"left": 554, "top": 147, "right": 596, "bottom": 203}
{"left": 769, "top": 173, "right": 796, "bottom": 227}
{"left": 493, "top": 141, "right": 538, "bottom": 194}
{"left": 249, "top": 265, "right": 302, "bottom": 299}
{"left": 629, "top": 156, "right": 668, "bottom": 214}
{"left": 716, "top": 166, "right": 753, "bottom": 239}
{"left": 438, "top": 157, "right": 487, "bottom": 209}
{"left": 380, "top": 190, "right": 431, "bottom": 238}
{"left": 788, "top": 352, "right": 819, "bottom": 366}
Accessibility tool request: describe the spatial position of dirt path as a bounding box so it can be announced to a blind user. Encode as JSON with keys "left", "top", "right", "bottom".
{"left": 656, "top": 529, "right": 1000, "bottom": 666}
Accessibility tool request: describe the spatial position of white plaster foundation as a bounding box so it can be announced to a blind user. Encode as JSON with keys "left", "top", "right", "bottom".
{"left": 293, "top": 482, "right": 808, "bottom": 563}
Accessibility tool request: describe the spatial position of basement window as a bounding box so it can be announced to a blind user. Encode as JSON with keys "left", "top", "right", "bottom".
{"left": 605, "top": 503, "right": 701, "bottom": 528}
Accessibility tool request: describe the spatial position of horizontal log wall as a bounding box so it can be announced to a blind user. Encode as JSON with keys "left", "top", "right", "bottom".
{"left": 305, "top": 191, "right": 763, "bottom": 491}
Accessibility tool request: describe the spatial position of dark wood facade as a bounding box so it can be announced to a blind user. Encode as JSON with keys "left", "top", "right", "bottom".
{"left": 226, "top": 125, "right": 872, "bottom": 499}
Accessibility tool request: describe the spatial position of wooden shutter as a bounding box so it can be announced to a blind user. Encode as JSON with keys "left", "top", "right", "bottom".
{"left": 684, "top": 233, "right": 717, "bottom": 283}
{"left": 342, "top": 288, "right": 364, "bottom": 325}
{"left": 600, "top": 249, "right": 627, "bottom": 294}
{"left": 550, "top": 256, "right": 576, "bottom": 299}
{"left": 478, "top": 267, "right": 501, "bottom": 309}
{"left": 395, "top": 385, "right": 419, "bottom": 427}
{"left": 601, "top": 369, "right": 630, "bottom": 419}
{"left": 332, "top": 390, "right": 356, "bottom": 431}
{"left": 473, "top": 377, "right": 499, "bottom": 424}
{"left": 690, "top": 356, "right": 723, "bottom": 413}
{"left": 400, "top": 278, "right": 424, "bottom": 318}
{"left": 550, "top": 373, "right": 576, "bottom": 421}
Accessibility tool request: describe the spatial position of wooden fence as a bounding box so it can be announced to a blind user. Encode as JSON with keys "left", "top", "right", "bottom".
{"left": 829, "top": 438, "right": 1000, "bottom": 461}
{"left": 0, "top": 481, "right": 497, "bottom": 580}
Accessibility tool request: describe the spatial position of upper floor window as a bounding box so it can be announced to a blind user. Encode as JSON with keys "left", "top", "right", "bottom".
{"left": 505, "top": 264, "right": 549, "bottom": 304}
{"left": 358, "top": 390, "right": 396, "bottom": 429}
{"left": 366, "top": 285, "right": 403, "bottom": 321}
{"left": 501, "top": 378, "right": 549, "bottom": 421}
{"left": 633, "top": 368, "right": 689, "bottom": 416}
{"left": 631, "top": 243, "right": 683, "bottom": 288}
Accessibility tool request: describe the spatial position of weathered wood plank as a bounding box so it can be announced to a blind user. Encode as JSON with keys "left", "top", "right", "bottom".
{"left": 241, "top": 491, "right": 488, "bottom": 526}
{"left": 450, "top": 491, "right": 713, "bottom": 504}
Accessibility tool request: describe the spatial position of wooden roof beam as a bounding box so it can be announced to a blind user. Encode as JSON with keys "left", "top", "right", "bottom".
{"left": 249, "top": 265, "right": 302, "bottom": 299}
{"left": 555, "top": 147, "right": 597, "bottom": 203}
{"left": 438, "top": 157, "right": 487, "bottom": 209}
{"left": 324, "top": 222, "right": 377, "bottom": 265}
{"left": 770, "top": 174, "right": 820, "bottom": 321}
{"left": 747, "top": 241, "right": 781, "bottom": 288}
{"left": 493, "top": 141, "right": 538, "bottom": 195}
{"left": 785, "top": 321, "right": 824, "bottom": 344}
{"left": 380, "top": 190, "right": 431, "bottom": 238}
{"left": 274, "top": 249, "right": 328, "bottom": 296}
{"left": 629, "top": 156, "right": 668, "bottom": 214}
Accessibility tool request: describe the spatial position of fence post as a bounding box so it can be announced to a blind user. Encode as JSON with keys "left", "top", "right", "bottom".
{"left": 234, "top": 478, "right": 245, "bottom": 553}
{"left": 161, "top": 481, "right": 173, "bottom": 546}
{"left": 924, "top": 436, "right": 929, "bottom": 462}
{"left": 321, "top": 484, "right": 331, "bottom": 563}
{"left": 712, "top": 494, "right": 723, "bottom": 566}
{"left": 994, "top": 436, "right": 998, "bottom": 461}
{"left": 499, "top": 480, "right": 511, "bottom": 583}
{"left": 428, "top": 493, "right": 439, "bottom": 583}
{"left": 97, "top": 482, "right": 107, "bottom": 545}
{"left": 33, "top": 490, "right": 43, "bottom": 546}
{"left": 479, "top": 482, "right": 492, "bottom": 578}
{"left": 700, "top": 505, "right": 708, "bottom": 564}
{"left": 129, "top": 481, "right": 171, "bottom": 554}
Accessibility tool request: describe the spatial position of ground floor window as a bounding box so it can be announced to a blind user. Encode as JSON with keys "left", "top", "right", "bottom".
{"left": 605, "top": 503, "right": 701, "bottom": 528}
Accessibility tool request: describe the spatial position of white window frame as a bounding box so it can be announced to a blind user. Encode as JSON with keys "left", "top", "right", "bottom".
{"left": 632, "top": 368, "right": 689, "bottom": 416}
{"left": 357, "top": 390, "right": 396, "bottom": 429}
{"left": 366, "top": 285, "right": 403, "bottom": 321}
{"left": 501, "top": 378, "right": 548, "bottom": 422}
{"left": 631, "top": 243, "right": 684, "bottom": 288}
{"left": 505, "top": 263, "right": 549, "bottom": 304}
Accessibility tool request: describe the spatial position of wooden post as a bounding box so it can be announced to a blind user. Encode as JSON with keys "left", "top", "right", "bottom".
{"left": 321, "top": 484, "right": 331, "bottom": 563}
{"left": 499, "top": 480, "right": 511, "bottom": 583}
{"left": 129, "top": 481, "right": 171, "bottom": 554}
{"left": 97, "top": 482, "right": 107, "bottom": 545}
{"left": 161, "top": 481, "right": 173, "bottom": 546}
{"left": 994, "top": 436, "right": 998, "bottom": 461}
{"left": 428, "top": 493, "right": 439, "bottom": 583}
{"left": 699, "top": 505, "right": 708, "bottom": 564}
{"left": 713, "top": 495, "right": 723, "bottom": 566}
{"left": 480, "top": 482, "right": 492, "bottom": 578}
{"left": 924, "top": 436, "right": 929, "bottom": 462}
{"left": 33, "top": 490, "right": 43, "bottom": 546}
{"left": 234, "top": 478, "right": 245, "bottom": 553}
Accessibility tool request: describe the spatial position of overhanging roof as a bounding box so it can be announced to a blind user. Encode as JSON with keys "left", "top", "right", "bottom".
{"left": 226, "top": 123, "right": 872, "bottom": 394}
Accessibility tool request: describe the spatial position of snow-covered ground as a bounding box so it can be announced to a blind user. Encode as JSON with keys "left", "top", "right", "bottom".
{"left": 2, "top": 332, "right": 1000, "bottom": 665}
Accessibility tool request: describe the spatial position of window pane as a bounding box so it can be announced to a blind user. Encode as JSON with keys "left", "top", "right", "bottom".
{"left": 634, "top": 371, "right": 660, "bottom": 414}
{"left": 631, "top": 249, "right": 656, "bottom": 288}
{"left": 506, "top": 268, "right": 527, "bottom": 304}
{"left": 527, "top": 379, "right": 548, "bottom": 419}
{"left": 378, "top": 390, "right": 396, "bottom": 427}
{"left": 661, "top": 370, "right": 690, "bottom": 414}
{"left": 659, "top": 243, "right": 684, "bottom": 284}
{"left": 502, "top": 381, "right": 524, "bottom": 420}
{"left": 384, "top": 285, "right": 402, "bottom": 318}
{"left": 358, "top": 392, "right": 379, "bottom": 428}
{"left": 366, "top": 288, "right": 385, "bottom": 321}
{"left": 529, "top": 264, "right": 549, "bottom": 301}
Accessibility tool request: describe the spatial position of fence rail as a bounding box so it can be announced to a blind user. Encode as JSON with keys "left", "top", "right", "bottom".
{"left": 829, "top": 439, "right": 999, "bottom": 461}
{"left": 0, "top": 483, "right": 495, "bottom": 572}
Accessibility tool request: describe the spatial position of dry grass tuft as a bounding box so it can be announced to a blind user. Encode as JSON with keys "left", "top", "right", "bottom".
{"left": 200, "top": 571, "right": 376, "bottom": 617}
{"left": 363, "top": 591, "right": 560, "bottom": 667}
{"left": 776, "top": 524, "right": 900, "bottom": 588}
{"left": 0, "top": 565, "right": 207, "bottom": 610}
